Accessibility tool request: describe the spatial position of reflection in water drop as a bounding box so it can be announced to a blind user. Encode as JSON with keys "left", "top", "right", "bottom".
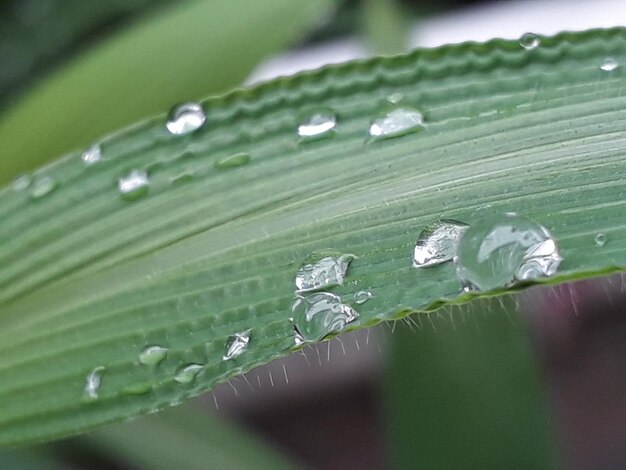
{"left": 30, "top": 176, "right": 56, "bottom": 199}
{"left": 81, "top": 144, "right": 102, "bottom": 166}
{"left": 118, "top": 169, "right": 149, "bottom": 200}
{"left": 594, "top": 232, "right": 607, "bottom": 247}
{"left": 412, "top": 219, "right": 469, "bottom": 268}
{"left": 519, "top": 32, "right": 540, "bottom": 50}
{"left": 139, "top": 345, "right": 168, "bottom": 366}
{"left": 84, "top": 366, "right": 105, "bottom": 400}
{"left": 600, "top": 58, "right": 619, "bottom": 72}
{"left": 166, "top": 102, "right": 206, "bottom": 135}
{"left": 12, "top": 174, "right": 32, "bottom": 191}
{"left": 223, "top": 331, "right": 251, "bottom": 360}
{"left": 298, "top": 111, "right": 337, "bottom": 139}
{"left": 353, "top": 290, "right": 373, "bottom": 305}
{"left": 215, "top": 153, "right": 251, "bottom": 169}
{"left": 369, "top": 108, "right": 424, "bottom": 139}
{"left": 455, "top": 213, "right": 562, "bottom": 292}
{"left": 291, "top": 292, "right": 359, "bottom": 344}
{"left": 174, "top": 364, "right": 203, "bottom": 384}
{"left": 295, "top": 251, "right": 356, "bottom": 292}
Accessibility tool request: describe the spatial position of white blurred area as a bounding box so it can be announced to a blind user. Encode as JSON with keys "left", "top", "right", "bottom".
{"left": 248, "top": 0, "right": 626, "bottom": 84}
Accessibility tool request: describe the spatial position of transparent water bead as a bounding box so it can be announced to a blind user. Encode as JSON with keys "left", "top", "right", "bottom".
{"left": 118, "top": 169, "right": 149, "bottom": 200}
{"left": 369, "top": 108, "right": 424, "bottom": 139}
{"left": 455, "top": 213, "right": 562, "bottom": 292}
{"left": 215, "top": 153, "right": 251, "bottom": 169}
{"left": 174, "top": 364, "right": 203, "bottom": 384}
{"left": 139, "top": 345, "right": 168, "bottom": 366}
{"left": 81, "top": 144, "right": 102, "bottom": 166}
{"left": 297, "top": 111, "right": 337, "bottom": 138}
{"left": 12, "top": 173, "right": 31, "bottom": 191}
{"left": 386, "top": 93, "right": 404, "bottom": 104}
{"left": 291, "top": 292, "right": 359, "bottom": 343}
{"left": 84, "top": 366, "right": 105, "bottom": 400}
{"left": 295, "top": 251, "right": 356, "bottom": 292}
{"left": 166, "top": 102, "right": 206, "bottom": 135}
{"left": 412, "top": 219, "right": 469, "bottom": 268}
{"left": 600, "top": 58, "right": 619, "bottom": 72}
{"left": 30, "top": 176, "right": 56, "bottom": 199}
{"left": 594, "top": 232, "right": 607, "bottom": 247}
{"left": 223, "top": 331, "right": 250, "bottom": 360}
{"left": 353, "top": 290, "right": 373, "bottom": 305}
{"left": 519, "top": 32, "right": 540, "bottom": 50}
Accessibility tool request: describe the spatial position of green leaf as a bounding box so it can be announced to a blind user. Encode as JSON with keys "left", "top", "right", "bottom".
{"left": 386, "top": 296, "right": 558, "bottom": 469}
{"left": 0, "top": 0, "right": 333, "bottom": 184}
{"left": 0, "top": 28, "right": 625, "bottom": 447}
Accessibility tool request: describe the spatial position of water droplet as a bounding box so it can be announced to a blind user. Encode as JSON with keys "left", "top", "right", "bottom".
{"left": 519, "top": 32, "right": 540, "bottom": 50}
{"left": 600, "top": 57, "right": 619, "bottom": 72}
{"left": 297, "top": 111, "right": 337, "bottom": 139}
{"left": 139, "top": 345, "right": 168, "bottom": 366}
{"left": 81, "top": 144, "right": 102, "bottom": 166}
{"left": 295, "top": 251, "right": 356, "bottom": 292}
{"left": 12, "top": 174, "right": 32, "bottom": 191}
{"left": 386, "top": 93, "right": 404, "bottom": 104}
{"left": 118, "top": 169, "right": 149, "bottom": 200}
{"left": 223, "top": 331, "right": 251, "bottom": 360}
{"left": 412, "top": 219, "right": 469, "bottom": 268}
{"left": 166, "top": 102, "right": 206, "bottom": 135}
{"left": 84, "top": 366, "right": 105, "bottom": 400}
{"left": 215, "top": 153, "right": 251, "bottom": 169}
{"left": 594, "top": 232, "right": 607, "bottom": 247}
{"left": 30, "top": 176, "right": 56, "bottom": 199}
{"left": 455, "top": 213, "right": 562, "bottom": 292}
{"left": 291, "top": 292, "right": 359, "bottom": 343}
{"left": 369, "top": 108, "right": 424, "bottom": 139}
{"left": 174, "top": 364, "right": 203, "bottom": 384}
{"left": 123, "top": 382, "right": 153, "bottom": 395}
{"left": 353, "top": 290, "right": 373, "bottom": 305}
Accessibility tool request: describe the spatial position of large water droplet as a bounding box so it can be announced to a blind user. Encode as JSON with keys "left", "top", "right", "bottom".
{"left": 84, "top": 366, "right": 105, "bottom": 400}
{"left": 166, "top": 102, "right": 206, "bottom": 135}
{"left": 412, "top": 219, "right": 469, "bottom": 268}
{"left": 600, "top": 57, "right": 619, "bottom": 72}
{"left": 118, "top": 169, "right": 149, "bottom": 200}
{"left": 353, "top": 290, "right": 373, "bottom": 305}
{"left": 369, "top": 108, "right": 424, "bottom": 139}
{"left": 519, "top": 32, "right": 540, "bottom": 50}
{"left": 295, "top": 251, "right": 356, "bottom": 292}
{"left": 30, "top": 176, "right": 56, "bottom": 199}
{"left": 139, "top": 345, "right": 168, "bottom": 366}
{"left": 12, "top": 174, "right": 32, "bottom": 191}
{"left": 455, "top": 213, "right": 562, "bottom": 292}
{"left": 291, "top": 292, "right": 359, "bottom": 343}
{"left": 594, "top": 232, "right": 607, "bottom": 247}
{"left": 215, "top": 153, "right": 251, "bottom": 169}
{"left": 223, "top": 331, "right": 251, "bottom": 361}
{"left": 174, "top": 364, "right": 203, "bottom": 384}
{"left": 297, "top": 111, "right": 337, "bottom": 139}
{"left": 81, "top": 144, "right": 102, "bottom": 166}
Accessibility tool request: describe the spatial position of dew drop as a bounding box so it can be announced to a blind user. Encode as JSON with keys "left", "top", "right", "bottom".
{"left": 174, "top": 364, "right": 203, "bottom": 384}
{"left": 295, "top": 251, "right": 356, "bottom": 292}
{"left": 81, "top": 144, "right": 102, "bottom": 166}
{"left": 84, "top": 366, "right": 105, "bottom": 400}
{"left": 291, "top": 292, "right": 359, "bottom": 344}
{"left": 297, "top": 111, "right": 337, "bottom": 139}
{"left": 123, "top": 382, "right": 153, "bottom": 395}
{"left": 30, "top": 176, "right": 56, "bottom": 199}
{"left": 412, "top": 219, "right": 469, "bottom": 268}
{"left": 11, "top": 173, "right": 32, "bottom": 191}
{"left": 455, "top": 213, "right": 562, "bottom": 292}
{"left": 223, "top": 331, "right": 251, "bottom": 361}
{"left": 118, "top": 169, "right": 149, "bottom": 200}
{"left": 353, "top": 290, "right": 373, "bottom": 305}
{"left": 386, "top": 93, "right": 404, "bottom": 104}
{"left": 594, "top": 232, "right": 607, "bottom": 247}
{"left": 519, "top": 32, "right": 540, "bottom": 50}
{"left": 600, "top": 57, "right": 619, "bottom": 72}
{"left": 166, "top": 102, "right": 206, "bottom": 135}
{"left": 369, "top": 108, "right": 424, "bottom": 139}
{"left": 139, "top": 345, "right": 168, "bottom": 366}
{"left": 215, "top": 153, "right": 251, "bottom": 169}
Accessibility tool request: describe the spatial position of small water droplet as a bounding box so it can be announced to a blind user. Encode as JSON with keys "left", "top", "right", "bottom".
{"left": 386, "top": 93, "right": 404, "bottom": 104}
{"left": 291, "top": 293, "right": 359, "bottom": 344}
{"left": 174, "top": 364, "right": 203, "bottom": 384}
{"left": 12, "top": 174, "right": 32, "bottom": 191}
{"left": 84, "top": 366, "right": 105, "bottom": 400}
{"left": 297, "top": 111, "right": 337, "bottom": 139}
{"left": 170, "top": 172, "right": 194, "bottom": 185}
{"left": 139, "top": 345, "right": 168, "bottom": 366}
{"left": 295, "top": 251, "right": 356, "bottom": 292}
{"left": 594, "top": 232, "right": 607, "bottom": 247}
{"left": 118, "top": 169, "right": 149, "bottom": 200}
{"left": 369, "top": 108, "right": 424, "bottom": 139}
{"left": 455, "top": 213, "right": 562, "bottom": 292}
{"left": 81, "top": 144, "right": 102, "bottom": 166}
{"left": 223, "top": 331, "right": 251, "bottom": 360}
{"left": 123, "top": 382, "right": 153, "bottom": 395}
{"left": 412, "top": 219, "right": 469, "bottom": 268}
{"left": 166, "top": 102, "right": 206, "bottom": 135}
{"left": 215, "top": 153, "right": 251, "bottom": 169}
{"left": 353, "top": 290, "right": 373, "bottom": 305}
{"left": 519, "top": 32, "right": 540, "bottom": 50}
{"left": 600, "top": 57, "right": 619, "bottom": 72}
{"left": 30, "top": 176, "right": 56, "bottom": 199}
